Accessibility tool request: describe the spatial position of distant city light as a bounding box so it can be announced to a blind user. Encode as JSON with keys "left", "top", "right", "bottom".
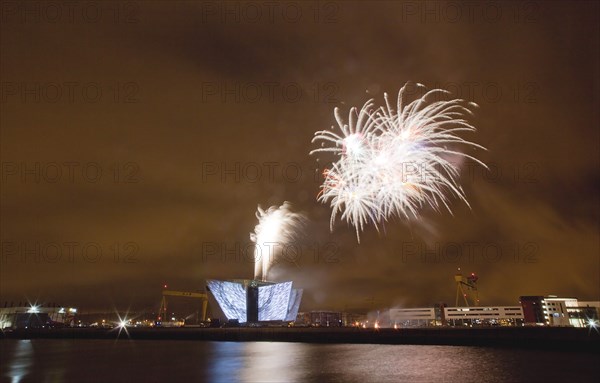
{"left": 27, "top": 305, "right": 40, "bottom": 314}
{"left": 114, "top": 317, "right": 131, "bottom": 337}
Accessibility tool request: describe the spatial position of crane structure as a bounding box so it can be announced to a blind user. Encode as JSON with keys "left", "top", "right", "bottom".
{"left": 454, "top": 270, "right": 479, "bottom": 307}
{"left": 158, "top": 287, "right": 208, "bottom": 324}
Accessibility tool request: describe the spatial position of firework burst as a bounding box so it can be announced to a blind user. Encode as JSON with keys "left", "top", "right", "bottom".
{"left": 311, "top": 83, "right": 487, "bottom": 242}
{"left": 250, "top": 202, "right": 306, "bottom": 281}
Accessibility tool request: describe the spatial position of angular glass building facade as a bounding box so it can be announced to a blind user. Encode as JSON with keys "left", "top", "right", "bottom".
{"left": 206, "top": 279, "right": 302, "bottom": 323}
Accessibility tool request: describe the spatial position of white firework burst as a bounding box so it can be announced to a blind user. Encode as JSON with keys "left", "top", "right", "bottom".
{"left": 250, "top": 202, "right": 306, "bottom": 281}
{"left": 311, "top": 83, "right": 487, "bottom": 242}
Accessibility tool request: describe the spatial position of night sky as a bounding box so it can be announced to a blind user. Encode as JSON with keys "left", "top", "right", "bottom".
{"left": 1, "top": 1, "right": 598, "bottom": 313}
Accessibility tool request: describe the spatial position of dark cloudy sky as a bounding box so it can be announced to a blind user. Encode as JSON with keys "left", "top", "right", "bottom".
{"left": 1, "top": 1, "right": 598, "bottom": 313}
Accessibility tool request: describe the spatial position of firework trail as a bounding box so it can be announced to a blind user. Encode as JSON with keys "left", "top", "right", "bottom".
{"left": 311, "top": 83, "right": 487, "bottom": 242}
{"left": 250, "top": 202, "right": 306, "bottom": 281}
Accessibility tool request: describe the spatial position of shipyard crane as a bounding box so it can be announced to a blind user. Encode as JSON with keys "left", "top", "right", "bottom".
{"left": 454, "top": 269, "right": 479, "bottom": 307}
{"left": 158, "top": 285, "right": 209, "bottom": 324}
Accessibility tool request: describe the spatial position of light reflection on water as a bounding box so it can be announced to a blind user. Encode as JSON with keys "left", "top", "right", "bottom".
{"left": 1, "top": 339, "right": 598, "bottom": 383}
{"left": 239, "top": 342, "right": 304, "bottom": 382}
{"left": 5, "top": 339, "right": 32, "bottom": 383}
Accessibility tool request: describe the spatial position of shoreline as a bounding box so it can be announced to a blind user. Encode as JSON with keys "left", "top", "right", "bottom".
{"left": 2, "top": 326, "right": 599, "bottom": 353}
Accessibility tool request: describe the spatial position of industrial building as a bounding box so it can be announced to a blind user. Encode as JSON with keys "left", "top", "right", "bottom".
{"left": 0, "top": 305, "right": 77, "bottom": 329}
{"left": 206, "top": 279, "right": 302, "bottom": 323}
{"left": 341, "top": 312, "right": 367, "bottom": 327}
{"left": 389, "top": 308, "right": 436, "bottom": 327}
{"left": 384, "top": 306, "right": 524, "bottom": 327}
{"left": 296, "top": 311, "right": 343, "bottom": 327}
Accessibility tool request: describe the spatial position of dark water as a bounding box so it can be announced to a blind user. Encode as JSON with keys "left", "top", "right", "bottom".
{"left": 1, "top": 339, "right": 598, "bottom": 383}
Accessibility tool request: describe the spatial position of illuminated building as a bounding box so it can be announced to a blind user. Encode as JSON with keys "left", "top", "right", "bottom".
{"left": 520, "top": 296, "right": 600, "bottom": 327}
{"left": 443, "top": 306, "right": 524, "bottom": 326}
{"left": 568, "top": 301, "right": 600, "bottom": 328}
{"left": 520, "top": 296, "right": 546, "bottom": 325}
{"left": 206, "top": 279, "right": 302, "bottom": 323}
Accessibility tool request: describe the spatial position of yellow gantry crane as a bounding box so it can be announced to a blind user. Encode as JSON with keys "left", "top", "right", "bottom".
{"left": 158, "top": 286, "right": 208, "bottom": 323}
{"left": 454, "top": 269, "right": 480, "bottom": 307}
